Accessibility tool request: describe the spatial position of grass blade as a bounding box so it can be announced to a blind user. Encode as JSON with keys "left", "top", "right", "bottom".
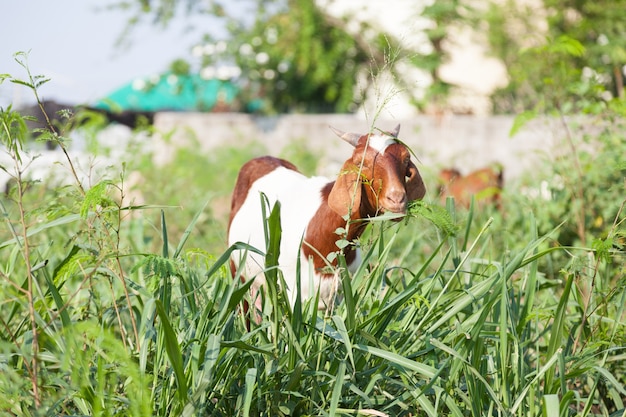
{"left": 510, "top": 349, "right": 562, "bottom": 413}
{"left": 173, "top": 198, "right": 210, "bottom": 259}
{"left": 354, "top": 344, "right": 437, "bottom": 378}
{"left": 544, "top": 274, "right": 573, "bottom": 393}
{"left": 542, "top": 394, "right": 559, "bottom": 417}
{"left": 332, "top": 315, "right": 355, "bottom": 371}
{"left": 43, "top": 268, "right": 71, "bottom": 328}
{"left": 243, "top": 367, "right": 257, "bottom": 417}
{"left": 329, "top": 361, "right": 346, "bottom": 417}
{"left": 155, "top": 299, "right": 188, "bottom": 402}
{"left": 161, "top": 209, "right": 169, "bottom": 258}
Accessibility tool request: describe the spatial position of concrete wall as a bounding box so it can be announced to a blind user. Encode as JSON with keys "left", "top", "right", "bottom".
{"left": 153, "top": 112, "right": 563, "bottom": 181}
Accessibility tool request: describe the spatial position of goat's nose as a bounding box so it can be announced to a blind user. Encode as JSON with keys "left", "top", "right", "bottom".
{"left": 385, "top": 190, "right": 407, "bottom": 211}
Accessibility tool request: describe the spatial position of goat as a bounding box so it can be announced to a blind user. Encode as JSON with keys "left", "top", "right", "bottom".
{"left": 227, "top": 125, "right": 426, "bottom": 315}
{"left": 438, "top": 165, "right": 503, "bottom": 209}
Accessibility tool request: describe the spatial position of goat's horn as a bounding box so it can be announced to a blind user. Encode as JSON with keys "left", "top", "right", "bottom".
{"left": 390, "top": 124, "right": 401, "bottom": 138}
{"left": 329, "top": 125, "right": 360, "bottom": 147}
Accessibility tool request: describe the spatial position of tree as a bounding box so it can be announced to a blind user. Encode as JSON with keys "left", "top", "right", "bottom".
{"left": 485, "top": 0, "right": 626, "bottom": 113}
{"left": 544, "top": 0, "right": 626, "bottom": 100}
{"left": 118, "top": 0, "right": 407, "bottom": 114}
{"left": 408, "top": 0, "right": 475, "bottom": 113}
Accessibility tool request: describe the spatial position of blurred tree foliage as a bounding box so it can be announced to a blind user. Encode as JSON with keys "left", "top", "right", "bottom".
{"left": 228, "top": 1, "right": 398, "bottom": 113}
{"left": 117, "top": 0, "right": 407, "bottom": 114}
{"left": 546, "top": 0, "right": 626, "bottom": 99}
{"left": 408, "top": 0, "right": 474, "bottom": 112}
{"left": 485, "top": 0, "right": 626, "bottom": 113}
{"left": 117, "top": 0, "right": 626, "bottom": 114}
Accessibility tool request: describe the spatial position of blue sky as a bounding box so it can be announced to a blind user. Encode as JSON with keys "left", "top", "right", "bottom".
{"left": 0, "top": 0, "right": 217, "bottom": 108}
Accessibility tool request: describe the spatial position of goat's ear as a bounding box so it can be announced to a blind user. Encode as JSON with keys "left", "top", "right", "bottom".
{"left": 406, "top": 161, "right": 426, "bottom": 201}
{"left": 328, "top": 164, "right": 361, "bottom": 218}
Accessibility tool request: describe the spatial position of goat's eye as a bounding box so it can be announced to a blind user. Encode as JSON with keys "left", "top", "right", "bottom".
{"left": 405, "top": 163, "right": 416, "bottom": 180}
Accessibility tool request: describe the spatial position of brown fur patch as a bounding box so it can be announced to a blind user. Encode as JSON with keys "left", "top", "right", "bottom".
{"left": 438, "top": 166, "right": 503, "bottom": 208}
{"left": 302, "top": 183, "right": 362, "bottom": 274}
{"left": 227, "top": 156, "right": 299, "bottom": 230}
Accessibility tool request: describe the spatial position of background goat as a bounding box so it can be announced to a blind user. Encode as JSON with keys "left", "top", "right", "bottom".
{"left": 438, "top": 165, "right": 503, "bottom": 209}
{"left": 228, "top": 125, "right": 426, "bottom": 316}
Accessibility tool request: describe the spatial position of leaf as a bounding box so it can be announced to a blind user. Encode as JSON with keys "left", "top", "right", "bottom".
{"left": 0, "top": 213, "right": 81, "bottom": 249}
{"left": 155, "top": 300, "right": 188, "bottom": 402}
{"left": 509, "top": 109, "right": 537, "bottom": 137}
{"left": 591, "top": 237, "right": 613, "bottom": 263}
{"left": 332, "top": 315, "right": 355, "bottom": 371}
{"left": 242, "top": 368, "right": 257, "bottom": 417}
{"left": 43, "top": 267, "right": 71, "bottom": 328}
{"left": 201, "top": 334, "right": 222, "bottom": 384}
{"left": 9, "top": 78, "right": 35, "bottom": 89}
{"left": 353, "top": 344, "right": 438, "bottom": 378}
{"left": 551, "top": 35, "right": 585, "bottom": 58}
{"left": 329, "top": 361, "right": 346, "bottom": 417}
{"left": 407, "top": 200, "right": 458, "bottom": 236}
{"left": 0, "top": 106, "right": 28, "bottom": 155}
{"left": 80, "top": 180, "right": 114, "bottom": 219}
{"left": 542, "top": 394, "right": 560, "bottom": 417}
{"left": 593, "top": 366, "right": 626, "bottom": 396}
{"left": 161, "top": 209, "right": 169, "bottom": 259}
{"left": 173, "top": 198, "right": 210, "bottom": 259}
{"left": 335, "top": 238, "right": 350, "bottom": 249}
{"left": 53, "top": 245, "right": 81, "bottom": 278}
{"left": 205, "top": 241, "right": 264, "bottom": 280}
{"left": 429, "top": 338, "right": 506, "bottom": 414}
{"left": 33, "top": 76, "right": 51, "bottom": 88}
{"left": 544, "top": 274, "right": 573, "bottom": 393}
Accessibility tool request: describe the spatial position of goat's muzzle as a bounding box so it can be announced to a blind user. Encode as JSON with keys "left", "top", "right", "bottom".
{"left": 383, "top": 190, "right": 408, "bottom": 214}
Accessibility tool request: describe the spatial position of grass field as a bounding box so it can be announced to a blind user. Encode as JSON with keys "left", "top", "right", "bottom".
{"left": 1, "top": 74, "right": 625, "bottom": 416}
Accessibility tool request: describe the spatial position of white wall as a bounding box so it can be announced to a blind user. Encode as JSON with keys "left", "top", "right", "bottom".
{"left": 153, "top": 112, "right": 562, "bottom": 181}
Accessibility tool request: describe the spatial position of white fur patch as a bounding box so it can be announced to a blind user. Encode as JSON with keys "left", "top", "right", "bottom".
{"left": 229, "top": 167, "right": 339, "bottom": 308}
{"left": 367, "top": 133, "right": 396, "bottom": 154}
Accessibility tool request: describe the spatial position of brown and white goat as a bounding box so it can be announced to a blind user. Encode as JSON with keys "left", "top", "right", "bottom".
{"left": 227, "top": 125, "right": 426, "bottom": 313}
{"left": 438, "top": 166, "right": 503, "bottom": 209}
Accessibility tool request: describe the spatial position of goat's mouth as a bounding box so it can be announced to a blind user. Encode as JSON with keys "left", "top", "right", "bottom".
{"left": 380, "top": 190, "right": 408, "bottom": 215}
{"left": 379, "top": 203, "right": 408, "bottom": 216}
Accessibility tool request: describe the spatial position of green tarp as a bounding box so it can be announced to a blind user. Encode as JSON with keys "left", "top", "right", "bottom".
{"left": 93, "top": 72, "right": 255, "bottom": 112}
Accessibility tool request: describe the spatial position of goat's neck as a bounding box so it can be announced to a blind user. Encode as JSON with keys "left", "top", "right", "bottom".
{"left": 302, "top": 183, "right": 369, "bottom": 273}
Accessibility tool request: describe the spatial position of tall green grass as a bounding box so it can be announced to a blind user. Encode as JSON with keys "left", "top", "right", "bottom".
{"left": 1, "top": 58, "right": 625, "bottom": 416}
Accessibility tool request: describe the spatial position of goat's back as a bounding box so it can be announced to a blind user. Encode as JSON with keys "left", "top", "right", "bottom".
{"left": 228, "top": 156, "right": 299, "bottom": 228}
{"left": 439, "top": 166, "right": 503, "bottom": 208}
{"left": 228, "top": 156, "right": 334, "bottom": 304}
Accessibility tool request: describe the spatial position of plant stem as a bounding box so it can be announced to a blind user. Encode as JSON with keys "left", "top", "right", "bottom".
{"left": 557, "top": 110, "right": 586, "bottom": 246}
{"left": 572, "top": 199, "right": 626, "bottom": 353}
{"left": 15, "top": 162, "right": 41, "bottom": 407}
